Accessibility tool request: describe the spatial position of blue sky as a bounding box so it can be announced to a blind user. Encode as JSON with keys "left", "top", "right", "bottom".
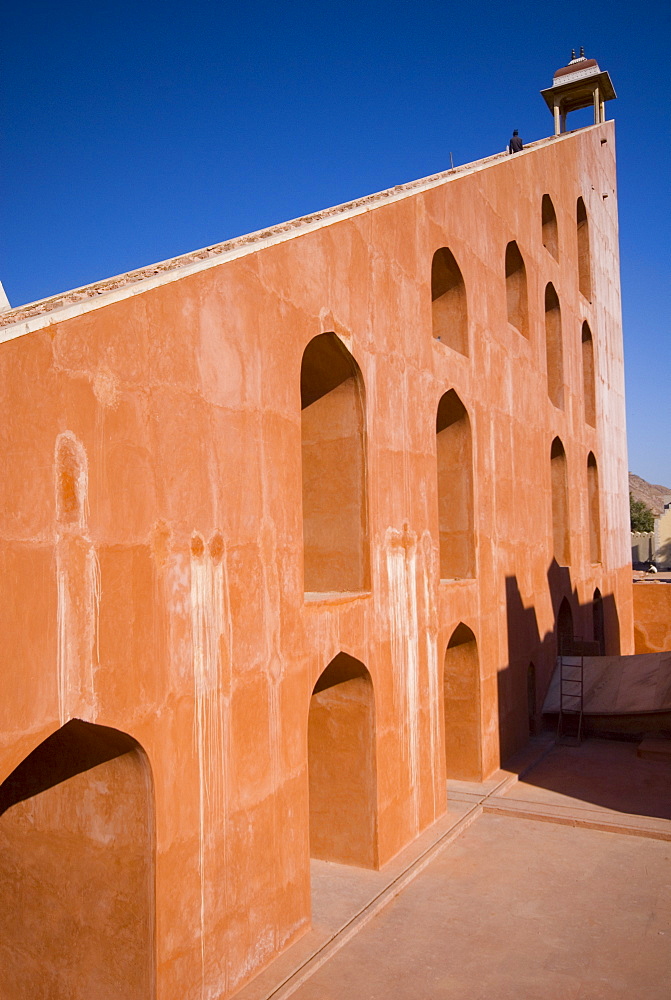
{"left": 2, "top": 1, "right": 669, "bottom": 484}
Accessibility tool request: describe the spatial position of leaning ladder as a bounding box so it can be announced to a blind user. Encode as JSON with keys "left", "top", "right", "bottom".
{"left": 556, "top": 645, "right": 584, "bottom": 746}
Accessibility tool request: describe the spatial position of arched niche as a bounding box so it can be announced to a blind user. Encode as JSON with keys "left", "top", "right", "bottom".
{"left": 577, "top": 197, "right": 592, "bottom": 300}
{"left": 545, "top": 283, "right": 564, "bottom": 409}
{"left": 587, "top": 452, "right": 601, "bottom": 563}
{"left": 551, "top": 437, "right": 570, "bottom": 566}
{"left": 557, "top": 597, "right": 574, "bottom": 655}
{"left": 542, "top": 194, "right": 559, "bottom": 260}
{"left": 301, "top": 333, "right": 369, "bottom": 594}
{"left": 308, "top": 653, "right": 378, "bottom": 868}
{"left": 436, "top": 390, "right": 475, "bottom": 580}
{"left": 582, "top": 321, "right": 596, "bottom": 427}
{"left": 505, "top": 241, "right": 529, "bottom": 337}
{"left": 593, "top": 588, "right": 605, "bottom": 655}
{"left": 431, "top": 247, "right": 468, "bottom": 355}
{"left": 0, "top": 721, "right": 155, "bottom": 999}
{"left": 443, "top": 624, "right": 481, "bottom": 780}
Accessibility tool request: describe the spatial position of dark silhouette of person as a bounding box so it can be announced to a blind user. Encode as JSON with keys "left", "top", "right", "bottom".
{"left": 509, "top": 130, "right": 523, "bottom": 154}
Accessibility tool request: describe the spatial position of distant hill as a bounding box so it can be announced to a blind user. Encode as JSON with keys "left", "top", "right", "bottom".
{"left": 629, "top": 473, "right": 671, "bottom": 518}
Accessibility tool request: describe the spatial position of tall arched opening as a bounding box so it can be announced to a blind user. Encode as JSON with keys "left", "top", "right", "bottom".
{"left": 301, "top": 333, "right": 369, "bottom": 594}
{"left": 557, "top": 597, "right": 574, "bottom": 655}
{"left": 542, "top": 194, "right": 559, "bottom": 260}
{"left": 308, "top": 653, "right": 378, "bottom": 868}
{"left": 0, "top": 721, "right": 155, "bottom": 999}
{"left": 431, "top": 247, "right": 468, "bottom": 355}
{"left": 577, "top": 197, "right": 592, "bottom": 300}
{"left": 505, "top": 241, "right": 529, "bottom": 337}
{"left": 551, "top": 437, "right": 570, "bottom": 566}
{"left": 587, "top": 452, "right": 601, "bottom": 563}
{"left": 436, "top": 390, "right": 475, "bottom": 580}
{"left": 443, "top": 624, "right": 481, "bottom": 780}
{"left": 582, "top": 321, "right": 596, "bottom": 427}
{"left": 545, "top": 283, "right": 564, "bottom": 408}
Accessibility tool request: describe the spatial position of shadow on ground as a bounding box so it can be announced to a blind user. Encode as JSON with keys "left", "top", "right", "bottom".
{"left": 503, "top": 736, "right": 671, "bottom": 821}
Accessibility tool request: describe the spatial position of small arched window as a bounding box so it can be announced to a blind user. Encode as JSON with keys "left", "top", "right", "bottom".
{"left": 431, "top": 248, "right": 468, "bottom": 355}
{"left": 551, "top": 437, "right": 570, "bottom": 566}
{"left": 593, "top": 589, "right": 605, "bottom": 655}
{"left": 545, "top": 284, "right": 564, "bottom": 409}
{"left": 557, "top": 597, "right": 574, "bottom": 655}
{"left": 301, "top": 333, "right": 369, "bottom": 594}
{"left": 505, "top": 241, "right": 529, "bottom": 337}
{"left": 443, "top": 624, "right": 481, "bottom": 780}
{"left": 436, "top": 390, "right": 475, "bottom": 579}
{"left": 587, "top": 452, "right": 601, "bottom": 563}
{"left": 542, "top": 194, "right": 559, "bottom": 260}
{"left": 582, "top": 321, "right": 596, "bottom": 426}
{"left": 577, "top": 197, "right": 592, "bottom": 300}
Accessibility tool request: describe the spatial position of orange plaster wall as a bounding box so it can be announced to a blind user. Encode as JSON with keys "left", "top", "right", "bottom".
{"left": 0, "top": 123, "right": 632, "bottom": 999}
{"left": 633, "top": 584, "right": 671, "bottom": 653}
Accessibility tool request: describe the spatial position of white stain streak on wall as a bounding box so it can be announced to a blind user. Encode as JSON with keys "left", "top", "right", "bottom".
{"left": 420, "top": 531, "right": 441, "bottom": 815}
{"left": 385, "top": 525, "right": 421, "bottom": 832}
{"left": 55, "top": 432, "right": 99, "bottom": 726}
{"left": 190, "top": 532, "right": 229, "bottom": 1000}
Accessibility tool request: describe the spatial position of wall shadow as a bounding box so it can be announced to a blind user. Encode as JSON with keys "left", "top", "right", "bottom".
{"left": 498, "top": 565, "right": 671, "bottom": 822}
{"left": 499, "top": 561, "right": 622, "bottom": 766}
{"left": 0, "top": 719, "right": 141, "bottom": 815}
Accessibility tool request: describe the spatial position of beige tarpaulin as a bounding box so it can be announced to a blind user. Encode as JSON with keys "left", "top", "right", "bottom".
{"left": 543, "top": 652, "right": 671, "bottom": 715}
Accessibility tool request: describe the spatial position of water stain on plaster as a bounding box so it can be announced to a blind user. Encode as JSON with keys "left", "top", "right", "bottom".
{"left": 190, "top": 530, "right": 231, "bottom": 998}
{"left": 385, "top": 524, "right": 422, "bottom": 833}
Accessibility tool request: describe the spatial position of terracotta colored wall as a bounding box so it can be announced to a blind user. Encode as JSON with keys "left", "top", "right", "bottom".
{"left": 0, "top": 123, "right": 633, "bottom": 999}
{"left": 633, "top": 585, "right": 671, "bottom": 653}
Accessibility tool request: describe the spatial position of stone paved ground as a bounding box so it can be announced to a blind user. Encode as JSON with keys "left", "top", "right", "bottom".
{"left": 292, "top": 813, "right": 671, "bottom": 1000}
{"left": 234, "top": 738, "right": 671, "bottom": 1000}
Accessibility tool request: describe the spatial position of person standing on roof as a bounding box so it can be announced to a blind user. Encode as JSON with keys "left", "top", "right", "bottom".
{"left": 508, "top": 130, "right": 524, "bottom": 154}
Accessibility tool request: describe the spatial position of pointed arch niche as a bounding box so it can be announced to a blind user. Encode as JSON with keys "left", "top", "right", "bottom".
{"left": 308, "top": 653, "right": 378, "bottom": 868}
{"left": 587, "top": 452, "right": 601, "bottom": 563}
{"left": 0, "top": 721, "right": 155, "bottom": 999}
{"left": 301, "top": 333, "right": 369, "bottom": 594}
{"left": 545, "top": 283, "right": 564, "bottom": 409}
{"left": 431, "top": 247, "right": 468, "bottom": 355}
{"left": 582, "top": 321, "right": 596, "bottom": 426}
{"left": 542, "top": 194, "right": 559, "bottom": 260}
{"left": 505, "top": 241, "right": 529, "bottom": 337}
{"left": 551, "top": 437, "right": 570, "bottom": 566}
{"left": 436, "top": 390, "right": 475, "bottom": 580}
{"left": 443, "top": 624, "right": 481, "bottom": 780}
{"left": 577, "top": 197, "right": 592, "bottom": 300}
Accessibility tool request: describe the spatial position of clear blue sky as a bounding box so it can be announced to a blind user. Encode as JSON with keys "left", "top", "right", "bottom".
{"left": 2, "top": 1, "right": 669, "bottom": 485}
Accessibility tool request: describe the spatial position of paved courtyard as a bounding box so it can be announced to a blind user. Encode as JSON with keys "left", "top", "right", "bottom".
{"left": 235, "top": 738, "right": 671, "bottom": 1000}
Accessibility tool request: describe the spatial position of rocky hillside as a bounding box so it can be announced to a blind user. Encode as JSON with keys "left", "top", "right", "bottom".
{"left": 629, "top": 473, "right": 671, "bottom": 518}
